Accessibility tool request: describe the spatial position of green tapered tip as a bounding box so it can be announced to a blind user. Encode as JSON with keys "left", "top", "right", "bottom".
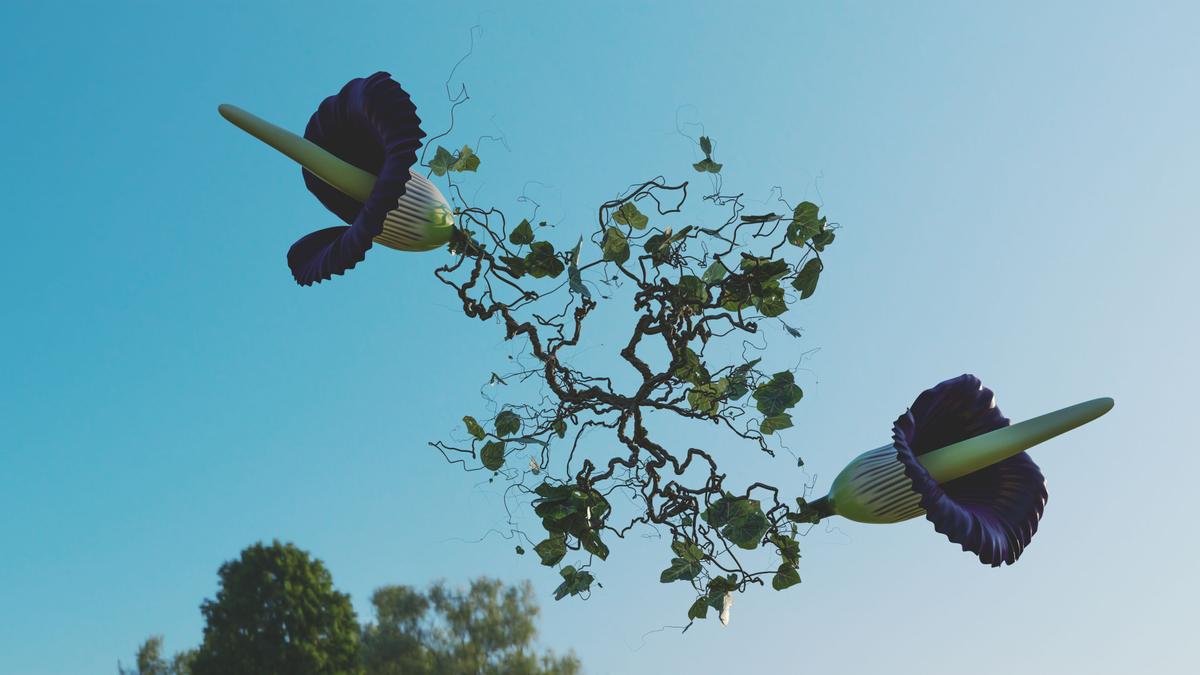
{"left": 217, "top": 103, "right": 376, "bottom": 204}
{"left": 918, "top": 396, "right": 1114, "bottom": 484}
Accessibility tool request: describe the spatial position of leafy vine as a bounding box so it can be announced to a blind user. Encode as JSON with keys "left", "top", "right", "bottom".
{"left": 425, "top": 134, "right": 836, "bottom": 624}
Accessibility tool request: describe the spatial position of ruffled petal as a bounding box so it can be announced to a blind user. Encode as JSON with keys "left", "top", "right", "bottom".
{"left": 893, "top": 374, "right": 1048, "bottom": 566}
{"left": 287, "top": 72, "right": 425, "bottom": 285}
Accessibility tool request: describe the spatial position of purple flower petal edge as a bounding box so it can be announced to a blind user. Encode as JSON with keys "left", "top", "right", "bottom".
{"left": 893, "top": 374, "right": 1048, "bottom": 566}
{"left": 286, "top": 72, "right": 425, "bottom": 286}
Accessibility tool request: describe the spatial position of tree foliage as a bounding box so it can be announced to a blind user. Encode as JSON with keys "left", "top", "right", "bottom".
{"left": 360, "top": 579, "right": 580, "bottom": 675}
{"left": 118, "top": 636, "right": 194, "bottom": 675}
{"left": 190, "top": 541, "right": 362, "bottom": 675}
{"left": 429, "top": 135, "right": 838, "bottom": 622}
{"left": 121, "top": 545, "right": 580, "bottom": 675}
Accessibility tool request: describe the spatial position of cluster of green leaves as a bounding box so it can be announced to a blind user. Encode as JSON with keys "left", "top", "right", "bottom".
{"left": 432, "top": 135, "right": 838, "bottom": 625}
{"left": 429, "top": 144, "right": 481, "bottom": 176}
{"left": 462, "top": 410, "right": 524, "bottom": 471}
{"left": 498, "top": 220, "right": 572, "bottom": 280}
{"left": 531, "top": 482, "right": 611, "bottom": 572}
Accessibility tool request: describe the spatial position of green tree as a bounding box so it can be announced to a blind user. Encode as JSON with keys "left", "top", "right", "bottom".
{"left": 118, "top": 636, "right": 195, "bottom": 675}
{"left": 190, "top": 540, "right": 361, "bottom": 675}
{"left": 360, "top": 578, "right": 580, "bottom": 675}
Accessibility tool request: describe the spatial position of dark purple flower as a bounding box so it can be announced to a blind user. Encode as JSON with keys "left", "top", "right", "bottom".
{"left": 287, "top": 72, "right": 426, "bottom": 286}
{"left": 893, "top": 374, "right": 1047, "bottom": 566}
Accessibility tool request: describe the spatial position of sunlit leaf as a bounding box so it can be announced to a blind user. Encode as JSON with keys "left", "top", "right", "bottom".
{"left": 687, "top": 378, "right": 728, "bottom": 416}
{"left": 787, "top": 201, "right": 823, "bottom": 246}
{"left": 792, "top": 258, "right": 822, "bottom": 299}
{"left": 660, "top": 557, "right": 702, "bottom": 583}
{"left": 753, "top": 371, "right": 804, "bottom": 417}
{"left": 722, "top": 506, "right": 769, "bottom": 550}
{"left": 535, "top": 535, "right": 566, "bottom": 566}
{"left": 613, "top": 202, "right": 649, "bottom": 230}
{"left": 463, "top": 416, "right": 486, "bottom": 441}
{"left": 760, "top": 413, "right": 793, "bottom": 435}
{"left": 452, "top": 145, "right": 480, "bottom": 172}
{"left": 429, "top": 146, "right": 455, "bottom": 176}
{"left": 702, "top": 260, "right": 729, "bottom": 284}
{"left": 601, "top": 228, "right": 630, "bottom": 264}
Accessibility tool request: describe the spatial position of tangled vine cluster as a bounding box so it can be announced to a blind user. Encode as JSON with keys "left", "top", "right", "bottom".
{"left": 426, "top": 135, "right": 836, "bottom": 623}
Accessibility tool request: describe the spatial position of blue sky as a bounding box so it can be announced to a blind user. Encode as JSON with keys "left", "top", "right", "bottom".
{"left": 1, "top": 1, "right": 1196, "bottom": 673}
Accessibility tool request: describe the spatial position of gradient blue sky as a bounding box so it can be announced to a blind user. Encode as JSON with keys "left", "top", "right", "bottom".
{"left": 1, "top": 2, "right": 1196, "bottom": 673}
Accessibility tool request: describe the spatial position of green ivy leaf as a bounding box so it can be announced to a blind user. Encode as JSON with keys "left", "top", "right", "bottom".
{"left": 612, "top": 202, "right": 649, "bottom": 230}
{"left": 554, "top": 566, "right": 594, "bottom": 600}
{"left": 725, "top": 359, "right": 760, "bottom": 400}
{"left": 772, "top": 563, "right": 801, "bottom": 590}
{"left": 659, "top": 557, "right": 702, "bottom": 583}
{"left": 687, "top": 596, "right": 710, "bottom": 620}
{"left": 702, "top": 493, "right": 757, "bottom": 529}
{"left": 509, "top": 219, "right": 534, "bottom": 246}
{"left": 811, "top": 230, "right": 835, "bottom": 251}
{"left": 754, "top": 282, "right": 787, "bottom": 317}
{"left": 753, "top": 371, "right": 804, "bottom": 417}
{"left": 601, "top": 228, "right": 630, "bottom": 264}
{"left": 702, "top": 260, "right": 729, "bottom": 284}
{"left": 700, "top": 136, "right": 713, "bottom": 157}
{"left": 760, "top": 413, "right": 793, "bottom": 435}
{"left": 480, "top": 441, "right": 505, "bottom": 471}
{"left": 770, "top": 533, "right": 801, "bottom": 567}
{"left": 534, "top": 535, "right": 566, "bottom": 566}
{"left": 673, "top": 347, "right": 710, "bottom": 386}
{"left": 671, "top": 539, "right": 704, "bottom": 562}
{"left": 499, "top": 255, "right": 527, "bottom": 278}
{"left": 429, "top": 146, "right": 455, "bottom": 176}
{"left": 524, "top": 241, "right": 564, "bottom": 278}
{"left": 578, "top": 529, "right": 610, "bottom": 560}
{"left": 687, "top": 378, "right": 728, "bottom": 416}
{"left": 452, "top": 145, "right": 480, "bottom": 172}
{"left": 792, "top": 258, "right": 822, "bottom": 299}
{"left": 739, "top": 256, "right": 790, "bottom": 284}
{"left": 644, "top": 233, "right": 671, "bottom": 266}
{"left": 722, "top": 505, "right": 770, "bottom": 550}
{"left": 495, "top": 410, "right": 521, "bottom": 437}
{"left": 787, "top": 202, "right": 824, "bottom": 246}
{"left": 463, "top": 416, "right": 486, "bottom": 441}
{"left": 677, "top": 275, "right": 709, "bottom": 306}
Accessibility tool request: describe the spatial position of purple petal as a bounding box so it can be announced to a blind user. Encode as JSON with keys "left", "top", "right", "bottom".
{"left": 287, "top": 72, "right": 425, "bottom": 285}
{"left": 893, "top": 374, "right": 1048, "bottom": 566}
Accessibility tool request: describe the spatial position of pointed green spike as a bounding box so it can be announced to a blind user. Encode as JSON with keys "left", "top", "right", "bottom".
{"left": 918, "top": 397, "right": 1114, "bottom": 483}
{"left": 217, "top": 103, "right": 375, "bottom": 203}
